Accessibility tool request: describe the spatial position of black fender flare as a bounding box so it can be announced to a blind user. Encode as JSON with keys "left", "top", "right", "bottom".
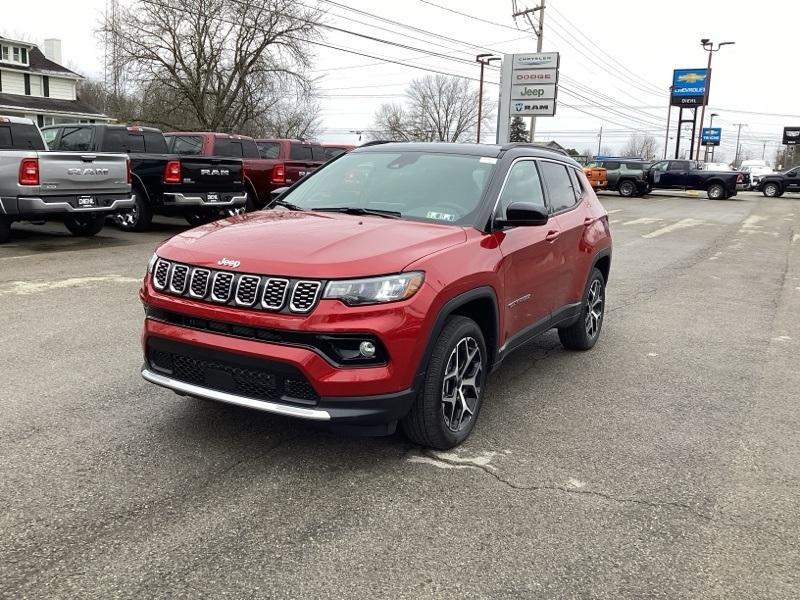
{"left": 415, "top": 286, "right": 501, "bottom": 381}
{"left": 591, "top": 248, "right": 612, "bottom": 282}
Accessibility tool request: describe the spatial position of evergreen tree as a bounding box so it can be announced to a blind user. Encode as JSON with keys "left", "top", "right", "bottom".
{"left": 509, "top": 116, "right": 529, "bottom": 142}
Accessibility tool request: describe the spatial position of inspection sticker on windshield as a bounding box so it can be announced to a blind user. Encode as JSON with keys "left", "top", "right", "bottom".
{"left": 427, "top": 212, "right": 457, "bottom": 222}
{"left": 480, "top": 157, "right": 498, "bottom": 164}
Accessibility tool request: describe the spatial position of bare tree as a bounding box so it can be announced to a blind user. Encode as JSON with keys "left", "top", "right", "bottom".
{"left": 99, "top": 0, "right": 320, "bottom": 131}
{"left": 371, "top": 75, "right": 491, "bottom": 142}
{"left": 249, "top": 95, "right": 322, "bottom": 139}
{"left": 622, "top": 133, "right": 659, "bottom": 160}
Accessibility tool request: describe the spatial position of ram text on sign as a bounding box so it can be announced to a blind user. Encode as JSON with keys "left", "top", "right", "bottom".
{"left": 511, "top": 84, "right": 556, "bottom": 101}
{"left": 511, "top": 99, "right": 556, "bottom": 117}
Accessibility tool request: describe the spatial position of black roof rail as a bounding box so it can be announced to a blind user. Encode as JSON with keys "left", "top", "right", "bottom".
{"left": 500, "top": 142, "right": 570, "bottom": 157}
{"left": 359, "top": 140, "right": 393, "bottom": 147}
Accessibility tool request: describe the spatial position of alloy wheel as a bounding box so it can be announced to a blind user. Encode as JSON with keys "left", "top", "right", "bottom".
{"left": 116, "top": 204, "right": 137, "bottom": 228}
{"left": 584, "top": 279, "right": 604, "bottom": 338}
{"left": 764, "top": 184, "right": 778, "bottom": 197}
{"left": 441, "top": 336, "right": 483, "bottom": 433}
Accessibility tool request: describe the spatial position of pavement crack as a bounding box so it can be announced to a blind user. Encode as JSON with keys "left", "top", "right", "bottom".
{"left": 418, "top": 449, "right": 713, "bottom": 521}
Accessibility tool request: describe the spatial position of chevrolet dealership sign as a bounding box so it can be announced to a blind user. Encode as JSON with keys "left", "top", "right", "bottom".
{"left": 498, "top": 52, "right": 560, "bottom": 143}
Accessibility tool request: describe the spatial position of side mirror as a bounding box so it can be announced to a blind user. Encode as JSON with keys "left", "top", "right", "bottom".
{"left": 270, "top": 187, "right": 289, "bottom": 201}
{"left": 494, "top": 202, "right": 549, "bottom": 228}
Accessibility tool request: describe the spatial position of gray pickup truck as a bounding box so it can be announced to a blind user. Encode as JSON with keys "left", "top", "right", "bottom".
{"left": 0, "top": 116, "right": 133, "bottom": 243}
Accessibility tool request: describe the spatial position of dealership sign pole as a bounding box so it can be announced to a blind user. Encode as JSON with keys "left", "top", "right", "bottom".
{"left": 670, "top": 68, "right": 708, "bottom": 160}
{"left": 497, "top": 52, "right": 560, "bottom": 144}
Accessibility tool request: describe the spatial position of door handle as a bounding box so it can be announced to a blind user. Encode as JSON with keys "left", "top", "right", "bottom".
{"left": 545, "top": 230, "right": 560, "bottom": 242}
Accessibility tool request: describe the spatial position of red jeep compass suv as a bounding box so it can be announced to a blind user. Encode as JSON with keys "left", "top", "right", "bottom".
{"left": 140, "top": 142, "right": 611, "bottom": 449}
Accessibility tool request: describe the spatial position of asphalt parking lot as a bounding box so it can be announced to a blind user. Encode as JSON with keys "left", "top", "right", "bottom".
{"left": 1, "top": 191, "right": 799, "bottom": 599}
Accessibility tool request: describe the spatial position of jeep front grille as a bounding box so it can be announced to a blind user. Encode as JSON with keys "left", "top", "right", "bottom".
{"left": 150, "top": 259, "right": 324, "bottom": 314}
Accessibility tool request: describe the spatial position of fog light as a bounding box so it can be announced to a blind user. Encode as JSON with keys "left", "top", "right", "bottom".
{"left": 359, "top": 341, "right": 376, "bottom": 358}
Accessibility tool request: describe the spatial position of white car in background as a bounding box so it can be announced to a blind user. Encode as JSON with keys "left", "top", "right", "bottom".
{"left": 740, "top": 160, "right": 774, "bottom": 189}
{"left": 702, "top": 162, "right": 733, "bottom": 171}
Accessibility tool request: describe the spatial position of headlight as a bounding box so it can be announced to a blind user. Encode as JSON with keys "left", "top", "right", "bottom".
{"left": 146, "top": 253, "right": 159, "bottom": 274}
{"left": 323, "top": 272, "right": 424, "bottom": 306}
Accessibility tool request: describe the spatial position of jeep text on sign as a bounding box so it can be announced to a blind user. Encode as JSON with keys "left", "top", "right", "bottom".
{"left": 511, "top": 84, "right": 557, "bottom": 101}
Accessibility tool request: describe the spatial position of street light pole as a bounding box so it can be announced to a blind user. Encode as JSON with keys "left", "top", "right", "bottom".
{"left": 475, "top": 54, "right": 500, "bottom": 144}
{"left": 695, "top": 39, "right": 734, "bottom": 161}
{"left": 706, "top": 112, "right": 718, "bottom": 162}
{"left": 664, "top": 86, "right": 674, "bottom": 159}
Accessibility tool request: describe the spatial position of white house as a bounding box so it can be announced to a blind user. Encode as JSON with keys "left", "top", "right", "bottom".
{"left": 0, "top": 36, "right": 111, "bottom": 126}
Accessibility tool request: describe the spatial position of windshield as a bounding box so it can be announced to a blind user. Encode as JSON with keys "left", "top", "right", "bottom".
{"left": 280, "top": 151, "right": 497, "bottom": 225}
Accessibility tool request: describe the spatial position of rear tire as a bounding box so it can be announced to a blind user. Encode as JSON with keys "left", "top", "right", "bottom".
{"left": 707, "top": 183, "right": 725, "bottom": 200}
{"left": 762, "top": 182, "right": 780, "bottom": 198}
{"left": 116, "top": 189, "right": 152, "bottom": 232}
{"left": 184, "top": 210, "right": 214, "bottom": 226}
{"left": 618, "top": 180, "right": 636, "bottom": 197}
{"left": 64, "top": 214, "right": 105, "bottom": 237}
{"left": 401, "top": 316, "right": 487, "bottom": 450}
{"left": 558, "top": 268, "right": 605, "bottom": 351}
{"left": 0, "top": 216, "right": 10, "bottom": 244}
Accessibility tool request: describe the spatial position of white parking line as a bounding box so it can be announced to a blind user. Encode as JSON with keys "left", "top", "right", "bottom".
{"left": 642, "top": 218, "right": 705, "bottom": 239}
{"left": 0, "top": 276, "right": 140, "bottom": 296}
{"left": 623, "top": 217, "right": 661, "bottom": 226}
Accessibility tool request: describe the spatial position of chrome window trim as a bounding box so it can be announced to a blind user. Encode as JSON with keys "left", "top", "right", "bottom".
{"left": 261, "top": 278, "right": 290, "bottom": 310}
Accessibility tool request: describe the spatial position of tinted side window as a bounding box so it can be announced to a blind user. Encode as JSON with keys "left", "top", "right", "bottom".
{"left": 290, "top": 143, "right": 312, "bottom": 160}
{"left": 102, "top": 129, "right": 144, "bottom": 153}
{"left": 144, "top": 132, "right": 167, "bottom": 153}
{"left": 668, "top": 161, "right": 689, "bottom": 171}
{"left": 603, "top": 161, "right": 621, "bottom": 170}
{"left": 497, "top": 160, "right": 545, "bottom": 217}
{"left": 325, "top": 147, "right": 346, "bottom": 160}
{"left": 213, "top": 138, "right": 232, "bottom": 156}
{"left": 539, "top": 161, "right": 577, "bottom": 213}
{"left": 242, "top": 139, "right": 260, "bottom": 159}
{"left": 0, "top": 126, "right": 12, "bottom": 148}
{"left": 567, "top": 167, "right": 584, "bottom": 201}
{"left": 228, "top": 141, "right": 245, "bottom": 158}
{"left": 41, "top": 127, "right": 60, "bottom": 147}
{"left": 170, "top": 135, "right": 203, "bottom": 155}
{"left": 257, "top": 142, "right": 280, "bottom": 159}
{"left": 311, "top": 145, "right": 326, "bottom": 161}
{"left": 60, "top": 127, "right": 93, "bottom": 151}
{"left": 623, "top": 162, "right": 643, "bottom": 171}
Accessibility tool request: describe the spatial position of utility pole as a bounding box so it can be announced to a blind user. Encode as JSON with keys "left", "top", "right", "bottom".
{"left": 512, "top": 0, "right": 545, "bottom": 142}
{"left": 695, "top": 38, "right": 735, "bottom": 161}
{"left": 597, "top": 126, "right": 603, "bottom": 156}
{"left": 733, "top": 123, "right": 744, "bottom": 167}
{"left": 476, "top": 54, "right": 500, "bottom": 144}
{"left": 762, "top": 141, "right": 766, "bottom": 161}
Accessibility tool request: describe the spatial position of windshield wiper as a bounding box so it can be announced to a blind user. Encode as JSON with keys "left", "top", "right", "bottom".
{"left": 271, "top": 198, "right": 306, "bottom": 211}
{"left": 312, "top": 207, "right": 402, "bottom": 219}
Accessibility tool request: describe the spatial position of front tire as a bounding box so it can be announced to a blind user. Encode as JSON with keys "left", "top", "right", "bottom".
{"left": 64, "top": 214, "right": 105, "bottom": 237}
{"left": 558, "top": 268, "right": 605, "bottom": 351}
{"left": 762, "top": 182, "right": 781, "bottom": 198}
{"left": 618, "top": 180, "right": 636, "bottom": 197}
{"left": 401, "top": 316, "right": 487, "bottom": 450}
{"left": 116, "top": 189, "right": 152, "bottom": 232}
{"left": 707, "top": 183, "right": 725, "bottom": 200}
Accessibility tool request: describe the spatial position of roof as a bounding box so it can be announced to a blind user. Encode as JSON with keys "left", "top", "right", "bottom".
{"left": 42, "top": 123, "right": 162, "bottom": 133}
{"left": 0, "top": 93, "right": 105, "bottom": 117}
{"left": 353, "top": 141, "right": 580, "bottom": 165}
{"left": 0, "top": 47, "right": 81, "bottom": 77}
{"left": 0, "top": 35, "right": 35, "bottom": 48}
{"left": 164, "top": 131, "right": 256, "bottom": 140}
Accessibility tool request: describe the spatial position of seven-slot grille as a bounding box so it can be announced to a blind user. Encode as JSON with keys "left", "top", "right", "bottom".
{"left": 289, "top": 281, "right": 322, "bottom": 313}
{"left": 150, "top": 259, "right": 324, "bottom": 314}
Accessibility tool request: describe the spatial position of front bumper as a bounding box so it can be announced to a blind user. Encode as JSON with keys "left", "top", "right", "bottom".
{"left": 162, "top": 192, "right": 247, "bottom": 207}
{"left": 1, "top": 194, "right": 135, "bottom": 216}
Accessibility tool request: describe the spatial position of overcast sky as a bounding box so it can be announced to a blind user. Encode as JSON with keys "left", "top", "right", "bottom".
{"left": 3, "top": 0, "right": 797, "bottom": 163}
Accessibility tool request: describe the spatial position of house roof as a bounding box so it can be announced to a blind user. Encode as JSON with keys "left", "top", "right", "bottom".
{"left": 0, "top": 47, "right": 81, "bottom": 77}
{"left": 0, "top": 92, "right": 106, "bottom": 117}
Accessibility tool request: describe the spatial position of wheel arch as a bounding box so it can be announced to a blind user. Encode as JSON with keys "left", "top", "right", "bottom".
{"left": 592, "top": 250, "right": 612, "bottom": 284}
{"left": 417, "top": 287, "right": 500, "bottom": 380}
{"left": 130, "top": 173, "right": 151, "bottom": 202}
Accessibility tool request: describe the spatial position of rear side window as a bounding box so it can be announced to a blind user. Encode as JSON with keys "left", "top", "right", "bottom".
{"left": 567, "top": 168, "right": 584, "bottom": 201}
{"left": 257, "top": 142, "right": 280, "bottom": 159}
{"left": 497, "top": 160, "right": 546, "bottom": 216}
{"left": 290, "top": 143, "right": 313, "bottom": 160}
{"left": 59, "top": 127, "right": 93, "bottom": 151}
{"left": 0, "top": 126, "right": 12, "bottom": 148}
{"left": 324, "top": 147, "right": 346, "bottom": 160}
{"left": 623, "top": 162, "right": 644, "bottom": 170}
{"left": 0, "top": 123, "right": 46, "bottom": 150}
{"left": 603, "top": 161, "right": 621, "bottom": 170}
{"left": 213, "top": 138, "right": 233, "bottom": 156}
{"left": 539, "top": 161, "right": 578, "bottom": 213}
{"left": 170, "top": 135, "right": 203, "bottom": 155}
{"left": 311, "top": 145, "right": 326, "bottom": 161}
{"left": 668, "top": 161, "right": 690, "bottom": 171}
{"left": 143, "top": 132, "right": 167, "bottom": 153}
{"left": 103, "top": 129, "right": 143, "bottom": 152}
{"left": 242, "top": 139, "right": 260, "bottom": 159}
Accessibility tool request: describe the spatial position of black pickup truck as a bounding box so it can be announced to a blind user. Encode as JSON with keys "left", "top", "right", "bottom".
{"left": 41, "top": 124, "right": 246, "bottom": 231}
{"left": 646, "top": 159, "right": 742, "bottom": 199}
{"left": 758, "top": 166, "right": 800, "bottom": 197}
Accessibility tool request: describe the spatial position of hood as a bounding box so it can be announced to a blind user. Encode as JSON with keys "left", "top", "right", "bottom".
{"left": 157, "top": 210, "right": 467, "bottom": 278}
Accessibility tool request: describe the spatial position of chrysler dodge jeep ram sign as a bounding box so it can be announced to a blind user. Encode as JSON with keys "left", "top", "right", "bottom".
{"left": 497, "top": 52, "right": 560, "bottom": 143}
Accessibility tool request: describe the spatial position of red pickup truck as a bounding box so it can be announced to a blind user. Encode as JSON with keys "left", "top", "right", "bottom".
{"left": 254, "top": 139, "right": 326, "bottom": 197}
